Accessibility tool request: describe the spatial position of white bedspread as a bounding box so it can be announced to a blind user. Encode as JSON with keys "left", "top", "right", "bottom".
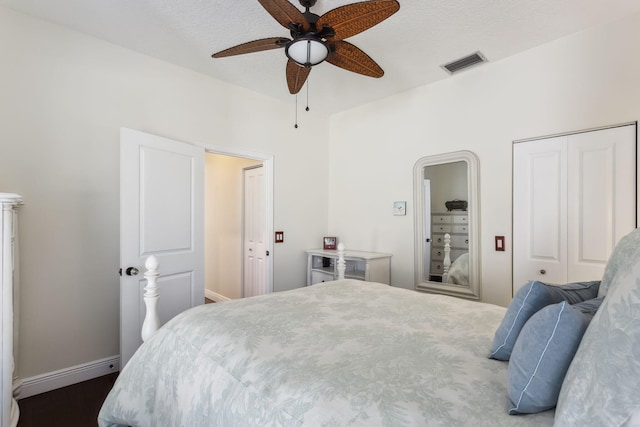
{"left": 99, "top": 280, "right": 554, "bottom": 426}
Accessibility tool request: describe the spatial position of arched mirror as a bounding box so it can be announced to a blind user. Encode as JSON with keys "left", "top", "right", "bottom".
{"left": 413, "top": 151, "right": 481, "bottom": 299}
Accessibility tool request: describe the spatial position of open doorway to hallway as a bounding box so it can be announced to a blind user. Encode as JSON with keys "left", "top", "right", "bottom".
{"left": 204, "top": 153, "right": 263, "bottom": 301}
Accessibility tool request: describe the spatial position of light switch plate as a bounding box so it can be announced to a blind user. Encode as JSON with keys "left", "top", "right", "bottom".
{"left": 495, "top": 236, "right": 505, "bottom": 251}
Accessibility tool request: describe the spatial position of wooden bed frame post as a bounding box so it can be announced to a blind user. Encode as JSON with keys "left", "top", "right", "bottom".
{"left": 141, "top": 256, "right": 160, "bottom": 342}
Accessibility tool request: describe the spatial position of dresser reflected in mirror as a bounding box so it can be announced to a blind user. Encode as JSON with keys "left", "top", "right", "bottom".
{"left": 413, "top": 151, "right": 480, "bottom": 299}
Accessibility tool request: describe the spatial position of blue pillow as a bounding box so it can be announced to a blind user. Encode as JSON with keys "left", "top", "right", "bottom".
{"left": 507, "top": 298, "right": 603, "bottom": 414}
{"left": 489, "top": 280, "right": 600, "bottom": 360}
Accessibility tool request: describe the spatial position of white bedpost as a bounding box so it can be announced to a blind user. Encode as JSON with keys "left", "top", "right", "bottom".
{"left": 336, "top": 243, "right": 346, "bottom": 280}
{"left": 442, "top": 233, "right": 451, "bottom": 284}
{"left": 1, "top": 194, "right": 22, "bottom": 427}
{"left": 141, "top": 256, "right": 160, "bottom": 342}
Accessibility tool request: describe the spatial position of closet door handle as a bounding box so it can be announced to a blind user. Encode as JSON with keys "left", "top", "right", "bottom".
{"left": 539, "top": 269, "right": 546, "bottom": 275}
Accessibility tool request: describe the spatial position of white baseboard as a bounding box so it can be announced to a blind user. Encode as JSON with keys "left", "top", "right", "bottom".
{"left": 17, "top": 355, "right": 120, "bottom": 399}
{"left": 205, "top": 289, "right": 230, "bottom": 302}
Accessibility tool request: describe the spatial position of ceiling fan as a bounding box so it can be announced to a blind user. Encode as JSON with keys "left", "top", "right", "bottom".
{"left": 212, "top": 0, "right": 400, "bottom": 94}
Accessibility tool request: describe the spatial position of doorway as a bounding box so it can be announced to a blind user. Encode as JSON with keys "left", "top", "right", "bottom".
{"left": 120, "top": 129, "right": 274, "bottom": 366}
{"left": 204, "top": 153, "right": 264, "bottom": 301}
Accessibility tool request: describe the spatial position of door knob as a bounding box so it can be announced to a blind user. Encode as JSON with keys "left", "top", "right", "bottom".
{"left": 126, "top": 267, "right": 139, "bottom": 276}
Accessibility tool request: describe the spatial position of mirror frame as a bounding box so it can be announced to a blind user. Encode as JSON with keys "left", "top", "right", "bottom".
{"left": 413, "top": 150, "right": 481, "bottom": 299}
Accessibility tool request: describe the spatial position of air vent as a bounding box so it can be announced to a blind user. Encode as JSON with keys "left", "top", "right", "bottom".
{"left": 441, "top": 51, "right": 487, "bottom": 75}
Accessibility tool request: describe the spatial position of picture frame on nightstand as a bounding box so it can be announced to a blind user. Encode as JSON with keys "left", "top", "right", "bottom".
{"left": 323, "top": 236, "right": 337, "bottom": 250}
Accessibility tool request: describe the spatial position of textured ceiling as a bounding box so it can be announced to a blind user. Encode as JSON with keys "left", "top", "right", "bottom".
{"left": 2, "top": 0, "right": 640, "bottom": 113}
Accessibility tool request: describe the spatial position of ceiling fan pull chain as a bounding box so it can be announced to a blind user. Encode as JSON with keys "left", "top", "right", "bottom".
{"left": 294, "top": 93, "right": 299, "bottom": 129}
{"left": 306, "top": 78, "right": 310, "bottom": 112}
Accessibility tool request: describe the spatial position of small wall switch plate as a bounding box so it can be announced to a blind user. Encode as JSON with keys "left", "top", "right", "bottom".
{"left": 495, "top": 236, "right": 505, "bottom": 251}
{"left": 275, "top": 231, "right": 284, "bottom": 243}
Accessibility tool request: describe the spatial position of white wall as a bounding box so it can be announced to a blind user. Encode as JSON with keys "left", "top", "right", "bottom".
{"left": 424, "top": 162, "right": 467, "bottom": 213}
{"left": 205, "top": 153, "right": 261, "bottom": 300}
{"left": 0, "top": 7, "right": 330, "bottom": 379}
{"left": 3, "top": 2, "right": 640, "bottom": 385}
{"left": 328, "top": 11, "right": 640, "bottom": 307}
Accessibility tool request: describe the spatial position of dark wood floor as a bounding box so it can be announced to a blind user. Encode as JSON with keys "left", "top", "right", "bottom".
{"left": 17, "top": 372, "right": 118, "bottom": 427}
{"left": 18, "top": 299, "right": 215, "bottom": 426}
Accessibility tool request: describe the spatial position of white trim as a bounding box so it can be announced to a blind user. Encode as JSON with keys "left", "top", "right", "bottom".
{"left": 513, "top": 120, "right": 637, "bottom": 144}
{"left": 205, "top": 289, "right": 230, "bottom": 302}
{"left": 17, "top": 356, "right": 119, "bottom": 400}
{"left": 196, "top": 141, "right": 270, "bottom": 163}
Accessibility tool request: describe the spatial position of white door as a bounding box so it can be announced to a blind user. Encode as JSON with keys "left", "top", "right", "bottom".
{"left": 513, "top": 125, "right": 636, "bottom": 295}
{"left": 243, "top": 165, "right": 268, "bottom": 297}
{"left": 120, "top": 128, "right": 204, "bottom": 367}
{"left": 567, "top": 126, "right": 636, "bottom": 280}
{"left": 513, "top": 136, "right": 568, "bottom": 291}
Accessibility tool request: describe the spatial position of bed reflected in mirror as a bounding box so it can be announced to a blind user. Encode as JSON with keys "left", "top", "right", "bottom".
{"left": 413, "top": 151, "right": 481, "bottom": 299}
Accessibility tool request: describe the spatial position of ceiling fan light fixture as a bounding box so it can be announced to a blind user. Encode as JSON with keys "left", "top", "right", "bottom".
{"left": 211, "top": 0, "right": 401, "bottom": 95}
{"left": 286, "top": 38, "right": 329, "bottom": 67}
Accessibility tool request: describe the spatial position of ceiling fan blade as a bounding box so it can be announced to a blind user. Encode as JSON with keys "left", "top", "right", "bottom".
{"left": 212, "top": 37, "right": 289, "bottom": 58}
{"left": 286, "top": 59, "right": 311, "bottom": 94}
{"left": 317, "top": 0, "right": 400, "bottom": 41}
{"left": 326, "top": 40, "right": 384, "bottom": 78}
{"left": 257, "top": 0, "right": 310, "bottom": 32}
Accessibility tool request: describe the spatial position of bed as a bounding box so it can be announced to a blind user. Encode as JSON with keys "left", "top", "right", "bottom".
{"left": 444, "top": 253, "right": 469, "bottom": 286}
{"left": 99, "top": 232, "right": 640, "bottom": 426}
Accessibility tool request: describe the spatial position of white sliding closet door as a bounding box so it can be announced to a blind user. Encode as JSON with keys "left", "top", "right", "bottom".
{"left": 513, "top": 124, "right": 636, "bottom": 295}
{"left": 513, "top": 136, "right": 568, "bottom": 291}
{"left": 567, "top": 128, "right": 635, "bottom": 281}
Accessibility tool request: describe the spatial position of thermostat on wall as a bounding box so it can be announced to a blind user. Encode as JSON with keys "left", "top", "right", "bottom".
{"left": 393, "top": 201, "right": 406, "bottom": 216}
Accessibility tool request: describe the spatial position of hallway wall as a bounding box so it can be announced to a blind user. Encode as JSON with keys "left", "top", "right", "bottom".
{"left": 205, "top": 153, "right": 261, "bottom": 300}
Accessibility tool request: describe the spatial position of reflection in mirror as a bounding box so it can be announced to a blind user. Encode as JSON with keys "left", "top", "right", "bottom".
{"left": 423, "top": 161, "right": 467, "bottom": 282}
{"left": 413, "top": 151, "right": 480, "bottom": 299}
